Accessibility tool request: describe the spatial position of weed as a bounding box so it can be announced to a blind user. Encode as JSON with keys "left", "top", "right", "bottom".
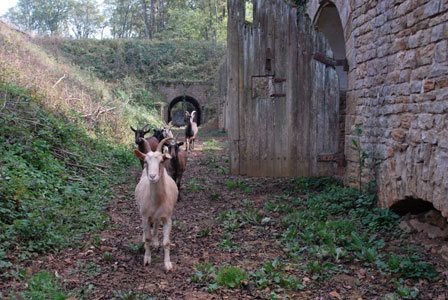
{"left": 217, "top": 167, "right": 227, "bottom": 175}
{"left": 303, "top": 260, "right": 337, "bottom": 280}
{"left": 127, "top": 242, "right": 145, "bottom": 254}
{"left": 23, "top": 271, "right": 71, "bottom": 300}
{"left": 362, "top": 208, "right": 401, "bottom": 233}
{"left": 226, "top": 180, "right": 246, "bottom": 190}
{"left": 111, "top": 290, "right": 155, "bottom": 300}
{"left": 185, "top": 179, "right": 204, "bottom": 192}
{"left": 197, "top": 228, "right": 211, "bottom": 238}
{"left": 293, "top": 177, "right": 342, "bottom": 192}
{"left": 103, "top": 251, "right": 114, "bottom": 263}
{"left": 350, "top": 124, "right": 372, "bottom": 192}
{"left": 218, "top": 233, "right": 242, "bottom": 252}
{"left": 190, "top": 263, "right": 216, "bottom": 283}
{"left": 216, "top": 210, "right": 244, "bottom": 231}
{"left": 203, "top": 139, "right": 225, "bottom": 151}
{"left": 216, "top": 266, "right": 248, "bottom": 288}
{"left": 209, "top": 192, "right": 222, "bottom": 201}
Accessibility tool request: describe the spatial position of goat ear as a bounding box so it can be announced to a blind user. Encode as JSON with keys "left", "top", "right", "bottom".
{"left": 177, "top": 142, "right": 184, "bottom": 146}
{"left": 162, "top": 153, "right": 172, "bottom": 162}
{"left": 134, "top": 149, "right": 146, "bottom": 161}
{"left": 130, "top": 126, "right": 136, "bottom": 132}
{"left": 143, "top": 129, "right": 151, "bottom": 135}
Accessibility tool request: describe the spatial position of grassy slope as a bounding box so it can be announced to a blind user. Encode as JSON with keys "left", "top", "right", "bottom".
{"left": 0, "top": 21, "right": 140, "bottom": 290}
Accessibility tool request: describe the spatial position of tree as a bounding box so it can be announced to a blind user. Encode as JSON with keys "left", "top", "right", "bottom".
{"left": 104, "top": 0, "right": 143, "bottom": 38}
{"left": 3, "top": 0, "right": 35, "bottom": 33}
{"left": 3, "top": 0, "right": 72, "bottom": 36}
{"left": 141, "top": 0, "right": 151, "bottom": 39}
{"left": 69, "top": 0, "right": 104, "bottom": 39}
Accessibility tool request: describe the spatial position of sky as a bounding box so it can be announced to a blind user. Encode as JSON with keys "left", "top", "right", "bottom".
{"left": 0, "top": 0, "right": 18, "bottom": 16}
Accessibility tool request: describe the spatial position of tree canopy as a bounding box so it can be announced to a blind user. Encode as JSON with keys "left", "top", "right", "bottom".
{"left": 2, "top": 0, "right": 227, "bottom": 41}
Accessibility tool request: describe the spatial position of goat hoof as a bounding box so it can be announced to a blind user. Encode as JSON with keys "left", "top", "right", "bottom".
{"left": 144, "top": 255, "right": 151, "bottom": 266}
{"left": 164, "top": 261, "right": 173, "bottom": 272}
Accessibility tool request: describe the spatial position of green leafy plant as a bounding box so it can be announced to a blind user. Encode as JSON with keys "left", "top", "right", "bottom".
{"left": 23, "top": 271, "right": 71, "bottom": 300}
{"left": 185, "top": 179, "right": 204, "bottom": 192}
{"left": 197, "top": 228, "right": 211, "bottom": 238}
{"left": 127, "top": 242, "right": 145, "bottom": 254}
{"left": 190, "top": 263, "right": 216, "bottom": 283}
{"left": 111, "top": 290, "right": 155, "bottom": 300}
{"left": 350, "top": 124, "right": 372, "bottom": 192}
{"left": 216, "top": 266, "right": 248, "bottom": 288}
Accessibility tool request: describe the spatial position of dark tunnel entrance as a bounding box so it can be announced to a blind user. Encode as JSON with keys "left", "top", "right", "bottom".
{"left": 168, "top": 96, "right": 201, "bottom": 126}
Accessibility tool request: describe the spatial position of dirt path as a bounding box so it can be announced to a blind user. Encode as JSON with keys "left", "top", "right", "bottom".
{"left": 17, "top": 129, "right": 448, "bottom": 300}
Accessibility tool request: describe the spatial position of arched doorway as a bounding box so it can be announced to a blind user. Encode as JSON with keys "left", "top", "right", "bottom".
{"left": 314, "top": 1, "right": 347, "bottom": 92}
{"left": 314, "top": 1, "right": 347, "bottom": 174}
{"left": 168, "top": 95, "right": 201, "bottom": 126}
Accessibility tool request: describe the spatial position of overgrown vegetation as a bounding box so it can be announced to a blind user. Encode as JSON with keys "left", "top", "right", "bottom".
{"left": 0, "top": 22, "right": 162, "bottom": 144}
{"left": 0, "top": 82, "right": 134, "bottom": 280}
{"left": 192, "top": 177, "right": 439, "bottom": 298}
{"left": 37, "top": 38, "right": 226, "bottom": 83}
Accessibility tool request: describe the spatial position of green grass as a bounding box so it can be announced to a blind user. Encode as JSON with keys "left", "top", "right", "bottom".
{"left": 203, "top": 139, "right": 226, "bottom": 152}
{"left": 0, "top": 82, "right": 134, "bottom": 280}
{"left": 215, "top": 266, "right": 248, "bottom": 288}
{"left": 20, "top": 271, "right": 72, "bottom": 300}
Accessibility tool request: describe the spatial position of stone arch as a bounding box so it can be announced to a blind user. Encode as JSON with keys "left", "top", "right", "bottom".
{"left": 168, "top": 95, "right": 202, "bottom": 126}
{"left": 311, "top": 0, "right": 348, "bottom": 172}
{"left": 313, "top": 1, "right": 347, "bottom": 91}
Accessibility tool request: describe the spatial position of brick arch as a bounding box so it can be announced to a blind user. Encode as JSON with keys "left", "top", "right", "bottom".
{"left": 168, "top": 95, "right": 202, "bottom": 126}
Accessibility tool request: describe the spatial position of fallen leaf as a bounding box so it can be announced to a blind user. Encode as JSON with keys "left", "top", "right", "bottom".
{"left": 100, "top": 246, "right": 113, "bottom": 252}
{"left": 329, "top": 291, "right": 341, "bottom": 298}
{"left": 64, "top": 258, "right": 74, "bottom": 265}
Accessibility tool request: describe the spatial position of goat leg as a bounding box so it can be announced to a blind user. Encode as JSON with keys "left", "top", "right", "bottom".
{"left": 151, "top": 221, "right": 160, "bottom": 249}
{"left": 162, "top": 218, "right": 173, "bottom": 272}
{"left": 142, "top": 217, "right": 152, "bottom": 266}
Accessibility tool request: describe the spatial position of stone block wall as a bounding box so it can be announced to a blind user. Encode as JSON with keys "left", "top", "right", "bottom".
{"left": 307, "top": 0, "right": 448, "bottom": 217}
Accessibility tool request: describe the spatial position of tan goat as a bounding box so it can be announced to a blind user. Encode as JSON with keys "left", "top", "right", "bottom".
{"left": 134, "top": 137, "right": 178, "bottom": 272}
{"left": 184, "top": 110, "right": 198, "bottom": 152}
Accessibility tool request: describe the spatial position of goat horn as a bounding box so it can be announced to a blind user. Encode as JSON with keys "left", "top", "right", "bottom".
{"left": 142, "top": 124, "right": 151, "bottom": 131}
{"left": 156, "top": 137, "right": 174, "bottom": 153}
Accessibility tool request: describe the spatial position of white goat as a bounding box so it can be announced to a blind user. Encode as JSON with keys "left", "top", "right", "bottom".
{"left": 134, "top": 137, "right": 178, "bottom": 272}
{"left": 185, "top": 110, "right": 198, "bottom": 152}
{"left": 163, "top": 122, "right": 174, "bottom": 139}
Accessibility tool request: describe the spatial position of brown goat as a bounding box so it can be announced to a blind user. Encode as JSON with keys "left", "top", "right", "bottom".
{"left": 164, "top": 134, "right": 187, "bottom": 201}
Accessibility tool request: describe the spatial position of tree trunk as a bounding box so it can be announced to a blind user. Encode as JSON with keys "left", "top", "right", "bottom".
{"left": 208, "top": 0, "right": 213, "bottom": 41}
{"left": 150, "top": 0, "right": 155, "bottom": 39}
{"left": 141, "top": 0, "right": 151, "bottom": 39}
{"left": 214, "top": 0, "right": 219, "bottom": 41}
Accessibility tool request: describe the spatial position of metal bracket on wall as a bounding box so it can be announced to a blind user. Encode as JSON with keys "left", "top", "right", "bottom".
{"left": 317, "top": 153, "right": 346, "bottom": 168}
{"left": 265, "top": 48, "right": 272, "bottom": 72}
{"left": 313, "top": 53, "right": 348, "bottom": 71}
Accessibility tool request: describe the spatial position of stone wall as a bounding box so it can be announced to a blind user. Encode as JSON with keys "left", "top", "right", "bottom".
{"left": 307, "top": 0, "right": 448, "bottom": 217}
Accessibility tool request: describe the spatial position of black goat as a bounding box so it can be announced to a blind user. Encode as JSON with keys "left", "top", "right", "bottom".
{"left": 165, "top": 134, "right": 187, "bottom": 201}
{"left": 131, "top": 124, "right": 162, "bottom": 168}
